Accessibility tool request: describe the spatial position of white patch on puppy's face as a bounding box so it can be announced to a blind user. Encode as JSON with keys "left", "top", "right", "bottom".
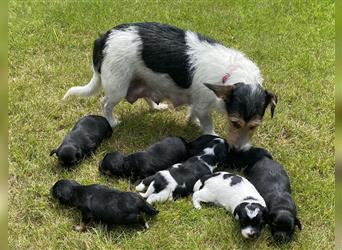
{"left": 172, "top": 163, "right": 181, "bottom": 168}
{"left": 202, "top": 147, "right": 215, "bottom": 155}
{"left": 241, "top": 226, "right": 256, "bottom": 239}
{"left": 246, "top": 205, "right": 260, "bottom": 219}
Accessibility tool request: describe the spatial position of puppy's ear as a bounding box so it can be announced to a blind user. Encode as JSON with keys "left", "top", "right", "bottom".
{"left": 50, "top": 149, "right": 57, "bottom": 156}
{"left": 265, "top": 90, "right": 278, "bottom": 118}
{"left": 295, "top": 217, "right": 302, "bottom": 230}
{"left": 204, "top": 83, "right": 235, "bottom": 100}
{"left": 262, "top": 206, "right": 270, "bottom": 224}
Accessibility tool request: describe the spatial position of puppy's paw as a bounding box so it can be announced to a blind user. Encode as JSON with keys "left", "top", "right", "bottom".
{"left": 151, "top": 102, "right": 168, "bottom": 111}
{"left": 135, "top": 182, "right": 146, "bottom": 192}
{"left": 73, "top": 224, "right": 86, "bottom": 232}
{"left": 193, "top": 203, "right": 202, "bottom": 209}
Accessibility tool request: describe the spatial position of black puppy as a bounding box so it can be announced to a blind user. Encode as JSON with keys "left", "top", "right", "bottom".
{"left": 51, "top": 179, "right": 158, "bottom": 231}
{"left": 237, "top": 148, "right": 302, "bottom": 243}
{"left": 50, "top": 115, "right": 112, "bottom": 167}
{"left": 99, "top": 136, "right": 188, "bottom": 179}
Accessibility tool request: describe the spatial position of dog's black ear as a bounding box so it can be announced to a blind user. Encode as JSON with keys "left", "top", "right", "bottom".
{"left": 262, "top": 206, "right": 270, "bottom": 224}
{"left": 204, "top": 83, "right": 235, "bottom": 100}
{"left": 50, "top": 149, "right": 57, "bottom": 156}
{"left": 265, "top": 90, "right": 278, "bottom": 118}
{"left": 295, "top": 217, "right": 302, "bottom": 230}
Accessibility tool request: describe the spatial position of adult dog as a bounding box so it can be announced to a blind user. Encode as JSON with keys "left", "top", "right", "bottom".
{"left": 63, "top": 22, "right": 277, "bottom": 149}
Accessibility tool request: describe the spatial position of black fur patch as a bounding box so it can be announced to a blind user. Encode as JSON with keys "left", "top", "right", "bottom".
{"left": 243, "top": 196, "right": 257, "bottom": 201}
{"left": 230, "top": 176, "right": 243, "bottom": 186}
{"left": 135, "top": 22, "right": 193, "bottom": 88}
{"left": 223, "top": 173, "right": 233, "bottom": 179}
{"left": 200, "top": 154, "right": 217, "bottom": 166}
{"left": 153, "top": 173, "right": 168, "bottom": 193}
{"left": 226, "top": 83, "right": 268, "bottom": 121}
{"left": 93, "top": 30, "right": 111, "bottom": 73}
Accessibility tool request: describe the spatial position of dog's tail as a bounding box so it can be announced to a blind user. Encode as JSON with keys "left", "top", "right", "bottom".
{"left": 140, "top": 200, "right": 159, "bottom": 215}
{"left": 63, "top": 70, "right": 101, "bottom": 100}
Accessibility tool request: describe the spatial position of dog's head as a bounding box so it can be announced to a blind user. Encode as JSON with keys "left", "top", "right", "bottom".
{"left": 50, "top": 145, "right": 82, "bottom": 167}
{"left": 233, "top": 202, "right": 269, "bottom": 239}
{"left": 204, "top": 82, "right": 277, "bottom": 150}
{"left": 51, "top": 179, "right": 79, "bottom": 205}
{"left": 99, "top": 152, "right": 126, "bottom": 177}
{"left": 269, "top": 210, "right": 302, "bottom": 243}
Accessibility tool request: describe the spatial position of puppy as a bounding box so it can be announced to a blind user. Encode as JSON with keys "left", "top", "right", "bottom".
{"left": 136, "top": 137, "right": 228, "bottom": 204}
{"left": 51, "top": 179, "right": 158, "bottom": 231}
{"left": 242, "top": 150, "right": 302, "bottom": 243}
{"left": 99, "top": 136, "right": 188, "bottom": 179}
{"left": 192, "top": 172, "right": 268, "bottom": 239}
{"left": 63, "top": 22, "right": 277, "bottom": 150}
{"left": 50, "top": 115, "right": 112, "bottom": 167}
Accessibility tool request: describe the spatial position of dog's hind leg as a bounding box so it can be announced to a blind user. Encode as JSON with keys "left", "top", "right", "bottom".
{"left": 192, "top": 189, "right": 211, "bottom": 209}
{"left": 146, "top": 189, "right": 172, "bottom": 204}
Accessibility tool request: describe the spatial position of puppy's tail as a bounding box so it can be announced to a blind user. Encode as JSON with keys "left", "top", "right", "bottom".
{"left": 140, "top": 200, "right": 159, "bottom": 215}
{"left": 63, "top": 69, "right": 101, "bottom": 100}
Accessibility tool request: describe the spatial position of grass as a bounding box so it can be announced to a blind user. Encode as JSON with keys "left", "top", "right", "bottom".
{"left": 8, "top": 0, "right": 334, "bottom": 249}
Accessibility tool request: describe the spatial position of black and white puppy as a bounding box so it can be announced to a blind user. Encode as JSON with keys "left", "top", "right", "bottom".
{"left": 51, "top": 179, "right": 158, "bottom": 231}
{"left": 242, "top": 149, "right": 302, "bottom": 243}
{"left": 99, "top": 136, "right": 188, "bottom": 179}
{"left": 135, "top": 138, "right": 228, "bottom": 204}
{"left": 50, "top": 115, "right": 112, "bottom": 167}
{"left": 192, "top": 172, "right": 268, "bottom": 239}
{"left": 63, "top": 22, "right": 277, "bottom": 150}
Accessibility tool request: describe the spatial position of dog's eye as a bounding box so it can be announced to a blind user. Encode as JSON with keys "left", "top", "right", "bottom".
{"left": 249, "top": 125, "right": 258, "bottom": 130}
{"left": 231, "top": 121, "right": 241, "bottom": 128}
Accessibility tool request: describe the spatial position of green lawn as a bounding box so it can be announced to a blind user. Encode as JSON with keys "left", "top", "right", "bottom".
{"left": 8, "top": 1, "right": 335, "bottom": 249}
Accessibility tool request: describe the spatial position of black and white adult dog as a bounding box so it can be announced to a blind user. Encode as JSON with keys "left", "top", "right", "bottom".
{"left": 51, "top": 180, "right": 158, "bottom": 231}
{"left": 63, "top": 22, "right": 277, "bottom": 150}
{"left": 192, "top": 172, "right": 268, "bottom": 239}
{"left": 135, "top": 137, "right": 228, "bottom": 204}
{"left": 241, "top": 149, "right": 302, "bottom": 243}
{"left": 99, "top": 136, "right": 188, "bottom": 179}
{"left": 50, "top": 115, "right": 112, "bottom": 167}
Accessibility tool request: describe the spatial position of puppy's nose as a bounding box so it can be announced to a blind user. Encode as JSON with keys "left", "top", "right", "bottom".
{"left": 248, "top": 231, "right": 259, "bottom": 239}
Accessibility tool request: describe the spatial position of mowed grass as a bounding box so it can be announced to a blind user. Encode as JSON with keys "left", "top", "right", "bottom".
{"left": 8, "top": 1, "right": 334, "bottom": 249}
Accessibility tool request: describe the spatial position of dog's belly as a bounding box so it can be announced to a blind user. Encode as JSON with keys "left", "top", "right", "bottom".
{"left": 126, "top": 71, "right": 191, "bottom": 107}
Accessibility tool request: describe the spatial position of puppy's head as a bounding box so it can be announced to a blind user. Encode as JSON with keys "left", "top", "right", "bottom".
{"left": 51, "top": 179, "right": 79, "bottom": 205}
{"left": 99, "top": 152, "right": 126, "bottom": 177}
{"left": 270, "top": 210, "right": 302, "bottom": 244}
{"left": 50, "top": 145, "right": 82, "bottom": 167}
{"left": 233, "top": 202, "right": 268, "bottom": 239}
{"left": 204, "top": 82, "right": 277, "bottom": 150}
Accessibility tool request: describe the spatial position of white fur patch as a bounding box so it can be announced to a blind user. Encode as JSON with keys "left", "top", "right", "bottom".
{"left": 172, "top": 163, "right": 181, "bottom": 169}
{"left": 246, "top": 206, "right": 260, "bottom": 219}
{"left": 135, "top": 182, "right": 146, "bottom": 192}
{"left": 191, "top": 172, "right": 266, "bottom": 214}
{"left": 241, "top": 226, "right": 254, "bottom": 239}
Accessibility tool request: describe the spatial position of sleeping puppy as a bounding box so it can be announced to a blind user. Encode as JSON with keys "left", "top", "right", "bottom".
{"left": 51, "top": 179, "right": 158, "bottom": 231}
{"left": 242, "top": 149, "right": 302, "bottom": 243}
{"left": 50, "top": 115, "right": 112, "bottom": 167}
{"left": 136, "top": 138, "right": 228, "bottom": 204}
{"left": 99, "top": 136, "right": 188, "bottom": 179}
{"left": 187, "top": 134, "right": 221, "bottom": 156}
{"left": 192, "top": 172, "right": 268, "bottom": 239}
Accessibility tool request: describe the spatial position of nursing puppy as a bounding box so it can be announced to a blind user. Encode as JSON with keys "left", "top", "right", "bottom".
{"left": 243, "top": 150, "right": 302, "bottom": 243}
{"left": 50, "top": 115, "right": 112, "bottom": 167}
{"left": 51, "top": 180, "right": 158, "bottom": 231}
{"left": 99, "top": 136, "right": 188, "bottom": 179}
{"left": 63, "top": 22, "right": 277, "bottom": 150}
{"left": 136, "top": 138, "right": 228, "bottom": 204}
{"left": 192, "top": 172, "right": 268, "bottom": 239}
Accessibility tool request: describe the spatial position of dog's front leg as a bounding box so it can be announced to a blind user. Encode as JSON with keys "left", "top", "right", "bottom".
{"left": 74, "top": 211, "right": 93, "bottom": 232}
{"left": 196, "top": 111, "right": 216, "bottom": 135}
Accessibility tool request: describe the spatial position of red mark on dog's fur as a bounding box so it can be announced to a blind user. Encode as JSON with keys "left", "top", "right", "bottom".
{"left": 222, "top": 73, "right": 230, "bottom": 83}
